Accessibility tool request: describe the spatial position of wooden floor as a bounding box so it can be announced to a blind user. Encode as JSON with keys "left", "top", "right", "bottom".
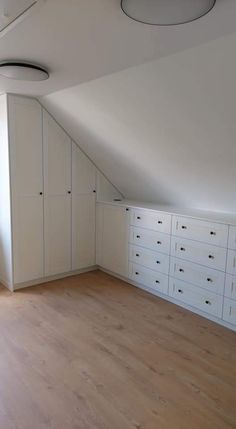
{"left": 0, "top": 271, "right": 235, "bottom": 429}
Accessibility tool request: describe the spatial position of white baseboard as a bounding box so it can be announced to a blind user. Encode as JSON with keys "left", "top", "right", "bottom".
{"left": 13, "top": 266, "right": 98, "bottom": 290}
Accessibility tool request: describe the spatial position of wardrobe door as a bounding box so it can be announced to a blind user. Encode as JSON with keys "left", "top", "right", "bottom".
{"left": 72, "top": 143, "right": 96, "bottom": 270}
{"left": 9, "top": 96, "right": 44, "bottom": 284}
{"left": 43, "top": 111, "right": 72, "bottom": 276}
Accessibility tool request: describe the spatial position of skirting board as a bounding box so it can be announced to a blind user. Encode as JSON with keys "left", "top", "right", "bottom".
{"left": 13, "top": 266, "right": 98, "bottom": 291}
{"left": 99, "top": 268, "right": 236, "bottom": 333}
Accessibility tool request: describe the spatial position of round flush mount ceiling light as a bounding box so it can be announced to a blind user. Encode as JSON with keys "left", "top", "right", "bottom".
{"left": 0, "top": 61, "right": 49, "bottom": 81}
{"left": 121, "top": 0, "right": 216, "bottom": 26}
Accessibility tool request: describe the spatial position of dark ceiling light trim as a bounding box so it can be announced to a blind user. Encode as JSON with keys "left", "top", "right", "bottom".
{"left": 0, "top": 61, "right": 49, "bottom": 81}
{"left": 120, "top": 0, "right": 217, "bottom": 26}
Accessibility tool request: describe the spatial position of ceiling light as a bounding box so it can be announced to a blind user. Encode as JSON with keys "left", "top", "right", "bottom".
{"left": 121, "top": 0, "right": 216, "bottom": 26}
{"left": 0, "top": 62, "right": 49, "bottom": 81}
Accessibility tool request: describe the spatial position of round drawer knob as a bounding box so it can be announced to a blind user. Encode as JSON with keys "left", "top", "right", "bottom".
{"left": 179, "top": 268, "right": 184, "bottom": 273}
{"left": 136, "top": 253, "right": 140, "bottom": 257}
{"left": 136, "top": 235, "right": 140, "bottom": 239}
{"left": 157, "top": 241, "right": 162, "bottom": 245}
{"left": 156, "top": 261, "right": 160, "bottom": 264}
{"left": 135, "top": 272, "right": 139, "bottom": 275}
{"left": 180, "top": 247, "right": 186, "bottom": 251}
{"left": 207, "top": 278, "right": 213, "bottom": 282}
{"left": 208, "top": 255, "right": 214, "bottom": 259}
{"left": 205, "top": 300, "right": 211, "bottom": 305}
{"left": 210, "top": 231, "right": 216, "bottom": 235}
{"left": 181, "top": 226, "right": 187, "bottom": 229}
{"left": 155, "top": 280, "right": 160, "bottom": 284}
{"left": 178, "top": 289, "right": 183, "bottom": 294}
{"left": 158, "top": 220, "right": 163, "bottom": 224}
{"left": 137, "top": 216, "right": 141, "bottom": 220}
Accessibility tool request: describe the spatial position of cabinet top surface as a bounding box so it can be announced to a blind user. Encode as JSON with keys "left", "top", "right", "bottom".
{"left": 97, "top": 199, "right": 236, "bottom": 226}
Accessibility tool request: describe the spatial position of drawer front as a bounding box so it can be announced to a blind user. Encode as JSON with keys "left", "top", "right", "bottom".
{"left": 129, "top": 226, "right": 170, "bottom": 255}
{"left": 228, "top": 226, "right": 236, "bottom": 250}
{"left": 131, "top": 209, "right": 171, "bottom": 234}
{"left": 129, "top": 245, "right": 170, "bottom": 275}
{"left": 226, "top": 250, "right": 236, "bottom": 275}
{"left": 129, "top": 263, "right": 169, "bottom": 295}
{"left": 170, "top": 258, "right": 225, "bottom": 295}
{"left": 172, "top": 216, "right": 228, "bottom": 247}
{"left": 225, "top": 275, "right": 236, "bottom": 301}
{"left": 223, "top": 298, "right": 236, "bottom": 326}
{"left": 169, "top": 278, "right": 223, "bottom": 317}
{"left": 171, "top": 237, "right": 227, "bottom": 271}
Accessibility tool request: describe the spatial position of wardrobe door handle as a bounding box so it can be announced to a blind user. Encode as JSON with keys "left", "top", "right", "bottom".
{"left": 39, "top": 192, "right": 43, "bottom": 195}
{"left": 68, "top": 191, "right": 71, "bottom": 194}
{"left": 135, "top": 272, "right": 139, "bottom": 276}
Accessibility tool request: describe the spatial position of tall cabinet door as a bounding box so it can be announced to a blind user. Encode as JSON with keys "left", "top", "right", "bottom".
{"left": 72, "top": 143, "right": 96, "bottom": 270}
{"left": 43, "top": 111, "right": 72, "bottom": 276}
{"left": 9, "top": 96, "right": 44, "bottom": 284}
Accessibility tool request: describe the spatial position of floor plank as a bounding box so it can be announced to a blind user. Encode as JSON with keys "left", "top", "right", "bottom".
{"left": 0, "top": 270, "right": 235, "bottom": 429}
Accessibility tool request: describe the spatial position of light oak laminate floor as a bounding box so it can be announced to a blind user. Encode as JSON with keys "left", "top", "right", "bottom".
{"left": 0, "top": 270, "right": 235, "bottom": 429}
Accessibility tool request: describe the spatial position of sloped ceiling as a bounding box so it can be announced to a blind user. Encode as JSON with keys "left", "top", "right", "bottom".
{"left": 0, "top": 0, "right": 236, "bottom": 95}
{"left": 42, "top": 32, "right": 236, "bottom": 213}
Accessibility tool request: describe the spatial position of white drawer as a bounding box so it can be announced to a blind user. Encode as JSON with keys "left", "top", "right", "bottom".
{"left": 129, "top": 262, "right": 168, "bottom": 295}
{"left": 129, "top": 245, "right": 169, "bottom": 275}
{"left": 228, "top": 226, "right": 236, "bottom": 250}
{"left": 223, "top": 298, "right": 236, "bottom": 326}
{"left": 170, "top": 258, "right": 225, "bottom": 295}
{"left": 172, "top": 216, "right": 228, "bottom": 247}
{"left": 225, "top": 275, "right": 236, "bottom": 301}
{"left": 171, "top": 237, "right": 227, "bottom": 271}
{"left": 226, "top": 250, "right": 236, "bottom": 275}
{"left": 169, "top": 278, "right": 223, "bottom": 318}
{"left": 130, "top": 209, "right": 171, "bottom": 234}
{"left": 129, "top": 226, "right": 170, "bottom": 255}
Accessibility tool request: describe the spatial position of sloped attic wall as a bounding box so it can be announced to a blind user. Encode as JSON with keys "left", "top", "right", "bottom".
{"left": 42, "top": 33, "right": 236, "bottom": 213}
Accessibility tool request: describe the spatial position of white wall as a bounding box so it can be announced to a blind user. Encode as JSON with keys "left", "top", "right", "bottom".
{"left": 0, "top": 95, "right": 13, "bottom": 289}
{"left": 42, "top": 33, "right": 236, "bottom": 213}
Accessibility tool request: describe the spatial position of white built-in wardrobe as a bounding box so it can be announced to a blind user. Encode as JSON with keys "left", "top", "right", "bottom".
{"left": 0, "top": 94, "right": 121, "bottom": 291}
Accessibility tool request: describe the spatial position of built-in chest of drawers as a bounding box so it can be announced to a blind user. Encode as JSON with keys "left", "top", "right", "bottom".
{"left": 97, "top": 201, "right": 236, "bottom": 331}
{"left": 124, "top": 205, "right": 236, "bottom": 331}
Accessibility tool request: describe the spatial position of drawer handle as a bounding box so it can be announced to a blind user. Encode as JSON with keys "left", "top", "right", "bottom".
{"left": 137, "top": 216, "right": 141, "bottom": 220}
{"left": 157, "top": 241, "right": 162, "bottom": 245}
{"left": 126, "top": 208, "right": 129, "bottom": 211}
{"left": 207, "top": 278, "right": 213, "bottom": 282}
{"left": 180, "top": 247, "right": 186, "bottom": 251}
{"left": 181, "top": 225, "right": 187, "bottom": 229}
{"left": 135, "top": 272, "right": 139, "bottom": 275}
{"left": 156, "top": 260, "right": 160, "bottom": 264}
{"left": 155, "top": 280, "right": 160, "bottom": 284}
{"left": 208, "top": 255, "right": 214, "bottom": 259}
{"left": 158, "top": 220, "right": 163, "bottom": 224}
{"left": 210, "top": 231, "right": 216, "bottom": 235}
{"left": 205, "top": 300, "right": 211, "bottom": 305}
{"left": 179, "top": 268, "right": 184, "bottom": 273}
{"left": 136, "top": 235, "right": 140, "bottom": 239}
{"left": 135, "top": 253, "right": 140, "bottom": 257}
{"left": 178, "top": 289, "right": 183, "bottom": 294}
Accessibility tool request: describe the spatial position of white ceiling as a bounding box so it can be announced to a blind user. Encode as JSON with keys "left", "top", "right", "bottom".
{"left": 0, "top": 0, "right": 236, "bottom": 96}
